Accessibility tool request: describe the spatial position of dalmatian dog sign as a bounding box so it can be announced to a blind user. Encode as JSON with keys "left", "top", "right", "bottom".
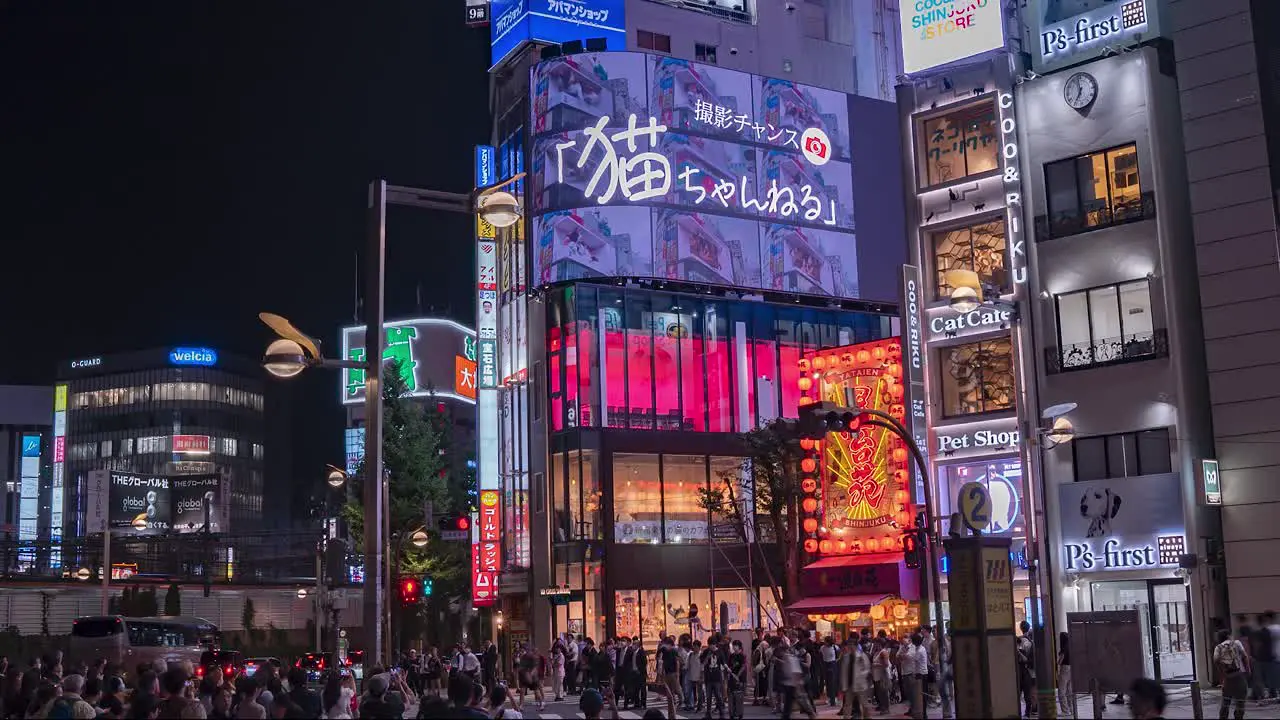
{"left": 1057, "top": 473, "right": 1185, "bottom": 572}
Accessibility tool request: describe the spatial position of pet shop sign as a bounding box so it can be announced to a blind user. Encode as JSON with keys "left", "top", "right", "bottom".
{"left": 553, "top": 114, "right": 840, "bottom": 226}
{"left": 934, "top": 417, "right": 1020, "bottom": 460}
{"left": 1058, "top": 472, "right": 1185, "bottom": 573}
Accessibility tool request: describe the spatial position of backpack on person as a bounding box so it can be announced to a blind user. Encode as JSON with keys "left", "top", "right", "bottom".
{"left": 1215, "top": 639, "right": 1243, "bottom": 674}
{"left": 45, "top": 696, "right": 76, "bottom": 720}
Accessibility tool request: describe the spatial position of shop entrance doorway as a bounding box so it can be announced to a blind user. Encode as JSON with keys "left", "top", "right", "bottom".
{"left": 1091, "top": 579, "right": 1194, "bottom": 682}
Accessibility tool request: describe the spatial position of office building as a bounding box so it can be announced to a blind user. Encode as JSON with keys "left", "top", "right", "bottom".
{"left": 0, "top": 385, "right": 53, "bottom": 570}
{"left": 484, "top": 0, "right": 907, "bottom": 651}
{"left": 56, "top": 347, "right": 268, "bottom": 538}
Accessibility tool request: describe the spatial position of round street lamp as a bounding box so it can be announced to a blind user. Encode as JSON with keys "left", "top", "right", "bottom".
{"left": 263, "top": 338, "right": 308, "bottom": 378}
{"left": 477, "top": 191, "right": 521, "bottom": 228}
{"left": 297, "top": 588, "right": 308, "bottom": 599}
{"left": 1045, "top": 416, "right": 1075, "bottom": 446}
{"left": 945, "top": 268, "right": 984, "bottom": 314}
{"left": 409, "top": 529, "right": 430, "bottom": 549}
{"left": 326, "top": 466, "right": 347, "bottom": 489}
{"left": 131, "top": 515, "right": 149, "bottom": 531}
{"left": 75, "top": 568, "right": 91, "bottom": 581}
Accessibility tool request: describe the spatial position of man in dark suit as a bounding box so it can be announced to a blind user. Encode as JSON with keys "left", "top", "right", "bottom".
{"left": 630, "top": 639, "right": 648, "bottom": 709}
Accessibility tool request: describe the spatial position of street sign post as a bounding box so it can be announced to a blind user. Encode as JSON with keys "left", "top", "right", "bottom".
{"left": 944, "top": 535, "right": 1021, "bottom": 719}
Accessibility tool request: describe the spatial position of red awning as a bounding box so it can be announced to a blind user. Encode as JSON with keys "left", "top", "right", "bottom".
{"left": 786, "top": 594, "right": 893, "bottom": 614}
{"left": 804, "top": 553, "right": 904, "bottom": 570}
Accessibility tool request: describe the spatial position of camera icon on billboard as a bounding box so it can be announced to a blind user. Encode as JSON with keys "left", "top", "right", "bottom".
{"left": 800, "top": 127, "right": 831, "bottom": 166}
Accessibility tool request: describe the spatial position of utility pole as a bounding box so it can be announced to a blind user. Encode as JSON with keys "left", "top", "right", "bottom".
{"left": 363, "top": 180, "right": 388, "bottom": 666}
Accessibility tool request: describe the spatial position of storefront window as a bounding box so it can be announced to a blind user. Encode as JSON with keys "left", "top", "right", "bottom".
{"left": 551, "top": 287, "right": 891, "bottom": 434}
{"left": 932, "top": 219, "right": 1008, "bottom": 302}
{"left": 614, "top": 454, "right": 661, "bottom": 544}
{"left": 938, "top": 337, "right": 1015, "bottom": 417}
{"left": 937, "top": 459, "right": 1023, "bottom": 537}
{"left": 663, "top": 455, "right": 708, "bottom": 543}
{"left": 920, "top": 100, "right": 999, "bottom": 187}
{"left": 581, "top": 451, "right": 602, "bottom": 541}
{"left": 616, "top": 589, "right": 641, "bottom": 639}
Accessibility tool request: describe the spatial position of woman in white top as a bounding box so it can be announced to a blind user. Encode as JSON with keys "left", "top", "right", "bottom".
{"left": 321, "top": 672, "right": 356, "bottom": 719}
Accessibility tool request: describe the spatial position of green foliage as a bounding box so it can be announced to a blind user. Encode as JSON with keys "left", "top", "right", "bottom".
{"left": 163, "top": 583, "right": 181, "bottom": 616}
{"left": 342, "top": 359, "right": 471, "bottom": 592}
{"left": 242, "top": 597, "right": 257, "bottom": 632}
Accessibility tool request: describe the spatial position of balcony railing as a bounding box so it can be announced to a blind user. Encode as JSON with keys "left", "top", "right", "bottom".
{"left": 1034, "top": 191, "right": 1156, "bottom": 242}
{"left": 1044, "top": 328, "right": 1168, "bottom": 374}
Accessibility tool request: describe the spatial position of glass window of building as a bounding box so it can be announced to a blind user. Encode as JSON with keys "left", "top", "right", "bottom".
{"left": 937, "top": 337, "right": 1015, "bottom": 416}
{"left": 663, "top": 455, "right": 708, "bottom": 543}
{"left": 1055, "top": 279, "right": 1155, "bottom": 370}
{"left": 136, "top": 436, "right": 167, "bottom": 454}
{"left": 920, "top": 100, "right": 999, "bottom": 187}
{"left": 932, "top": 219, "right": 1008, "bottom": 302}
{"left": 219, "top": 438, "right": 238, "bottom": 457}
{"left": 937, "top": 459, "right": 1023, "bottom": 537}
{"left": 614, "top": 454, "right": 661, "bottom": 544}
{"left": 1072, "top": 428, "right": 1172, "bottom": 482}
{"left": 1044, "top": 144, "right": 1143, "bottom": 237}
{"left": 637, "top": 29, "right": 672, "bottom": 54}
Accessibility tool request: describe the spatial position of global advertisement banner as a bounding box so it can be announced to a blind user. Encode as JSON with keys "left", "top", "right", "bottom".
{"left": 529, "top": 51, "right": 906, "bottom": 302}
{"left": 94, "top": 471, "right": 225, "bottom": 535}
{"left": 1057, "top": 473, "right": 1185, "bottom": 573}
{"left": 170, "top": 474, "right": 222, "bottom": 532}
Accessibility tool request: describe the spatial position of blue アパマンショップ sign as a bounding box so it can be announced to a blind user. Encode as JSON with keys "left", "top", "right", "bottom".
{"left": 490, "top": 0, "right": 625, "bottom": 69}
{"left": 169, "top": 347, "right": 218, "bottom": 366}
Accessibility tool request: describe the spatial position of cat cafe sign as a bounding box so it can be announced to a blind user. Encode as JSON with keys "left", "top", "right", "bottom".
{"left": 926, "top": 304, "right": 1013, "bottom": 342}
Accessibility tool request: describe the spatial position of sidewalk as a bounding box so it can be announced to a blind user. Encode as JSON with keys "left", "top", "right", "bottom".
{"left": 1070, "top": 685, "right": 1280, "bottom": 719}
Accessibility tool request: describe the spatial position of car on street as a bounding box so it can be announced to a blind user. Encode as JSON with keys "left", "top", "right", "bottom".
{"left": 197, "top": 649, "right": 243, "bottom": 681}
{"left": 243, "top": 657, "right": 282, "bottom": 678}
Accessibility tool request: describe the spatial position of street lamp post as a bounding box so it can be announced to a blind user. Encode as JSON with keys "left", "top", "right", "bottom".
{"left": 262, "top": 175, "right": 522, "bottom": 667}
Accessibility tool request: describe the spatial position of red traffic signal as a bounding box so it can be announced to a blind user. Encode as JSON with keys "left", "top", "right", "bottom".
{"left": 438, "top": 514, "right": 470, "bottom": 533}
{"left": 399, "top": 577, "right": 421, "bottom": 605}
{"left": 902, "top": 531, "right": 923, "bottom": 570}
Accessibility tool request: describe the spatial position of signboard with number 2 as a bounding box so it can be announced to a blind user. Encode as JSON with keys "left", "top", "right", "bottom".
{"left": 958, "top": 480, "right": 992, "bottom": 533}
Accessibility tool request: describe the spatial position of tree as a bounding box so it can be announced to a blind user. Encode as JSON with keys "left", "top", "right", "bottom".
{"left": 163, "top": 583, "right": 181, "bottom": 616}
{"left": 698, "top": 419, "right": 807, "bottom": 611}
{"left": 342, "top": 361, "right": 471, "bottom": 591}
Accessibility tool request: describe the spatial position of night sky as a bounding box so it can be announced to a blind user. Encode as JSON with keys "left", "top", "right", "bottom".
{"left": 0, "top": 4, "right": 492, "bottom": 507}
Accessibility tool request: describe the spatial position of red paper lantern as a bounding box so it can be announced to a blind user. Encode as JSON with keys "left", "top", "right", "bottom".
{"left": 798, "top": 376, "right": 812, "bottom": 392}
{"left": 801, "top": 458, "right": 817, "bottom": 473}
{"left": 819, "top": 540, "right": 833, "bottom": 554}
{"left": 803, "top": 518, "right": 819, "bottom": 534}
{"left": 800, "top": 438, "right": 815, "bottom": 451}
{"left": 866, "top": 538, "right": 880, "bottom": 552}
{"left": 797, "top": 358, "right": 810, "bottom": 372}
{"left": 872, "top": 346, "right": 887, "bottom": 361}
{"left": 813, "top": 356, "right": 826, "bottom": 370}
{"left": 802, "top": 478, "right": 818, "bottom": 493}
{"left": 856, "top": 350, "right": 872, "bottom": 364}
{"left": 804, "top": 538, "right": 819, "bottom": 553}
{"left": 803, "top": 497, "right": 818, "bottom": 513}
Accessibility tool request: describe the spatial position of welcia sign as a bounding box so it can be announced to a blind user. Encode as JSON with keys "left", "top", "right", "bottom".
{"left": 169, "top": 347, "right": 218, "bottom": 366}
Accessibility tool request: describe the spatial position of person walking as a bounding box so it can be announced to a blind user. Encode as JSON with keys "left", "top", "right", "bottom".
{"left": 1215, "top": 628, "right": 1250, "bottom": 720}
{"left": 1128, "top": 677, "right": 1167, "bottom": 720}
{"left": 901, "top": 633, "right": 929, "bottom": 720}
{"left": 840, "top": 639, "right": 870, "bottom": 720}
{"left": 871, "top": 639, "right": 891, "bottom": 714}
{"left": 701, "top": 635, "right": 728, "bottom": 720}
{"left": 820, "top": 636, "right": 839, "bottom": 707}
{"left": 727, "top": 640, "right": 747, "bottom": 720}
{"left": 550, "top": 639, "right": 567, "bottom": 702}
{"left": 1016, "top": 621, "right": 1037, "bottom": 718}
{"left": 1057, "top": 631, "right": 1073, "bottom": 719}
{"left": 658, "top": 637, "right": 683, "bottom": 709}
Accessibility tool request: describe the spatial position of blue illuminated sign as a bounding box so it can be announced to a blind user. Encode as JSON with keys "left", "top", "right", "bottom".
{"left": 169, "top": 347, "right": 218, "bottom": 367}
{"left": 21, "top": 435, "right": 40, "bottom": 458}
{"left": 490, "top": 0, "right": 626, "bottom": 69}
{"left": 475, "top": 145, "right": 496, "bottom": 188}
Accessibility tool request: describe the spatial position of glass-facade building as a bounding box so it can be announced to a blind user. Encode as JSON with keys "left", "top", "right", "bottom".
{"left": 57, "top": 348, "right": 267, "bottom": 538}
{"left": 534, "top": 284, "right": 896, "bottom": 646}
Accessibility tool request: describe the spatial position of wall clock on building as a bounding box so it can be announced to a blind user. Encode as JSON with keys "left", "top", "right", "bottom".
{"left": 1063, "top": 72, "right": 1098, "bottom": 111}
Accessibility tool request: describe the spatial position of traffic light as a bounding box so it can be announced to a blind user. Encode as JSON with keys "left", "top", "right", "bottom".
{"left": 422, "top": 576, "right": 434, "bottom": 597}
{"left": 398, "top": 577, "right": 421, "bottom": 606}
{"left": 797, "top": 401, "right": 864, "bottom": 440}
{"left": 903, "top": 530, "right": 923, "bottom": 570}
{"left": 437, "top": 514, "right": 470, "bottom": 533}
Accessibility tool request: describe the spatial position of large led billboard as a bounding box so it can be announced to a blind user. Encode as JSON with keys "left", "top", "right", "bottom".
{"left": 529, "top": 51, "right": 906, "bottom": 302}
{"left": 341, "top": 318, "right": 478, "bottom": 405}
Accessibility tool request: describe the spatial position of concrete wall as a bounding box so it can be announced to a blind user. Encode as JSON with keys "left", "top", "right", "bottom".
{"left": 624, "top": 0, "right": 858, "bottom": 93}
{"left": 1169, "top": 0, "right": 1280, "bottom": 614}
